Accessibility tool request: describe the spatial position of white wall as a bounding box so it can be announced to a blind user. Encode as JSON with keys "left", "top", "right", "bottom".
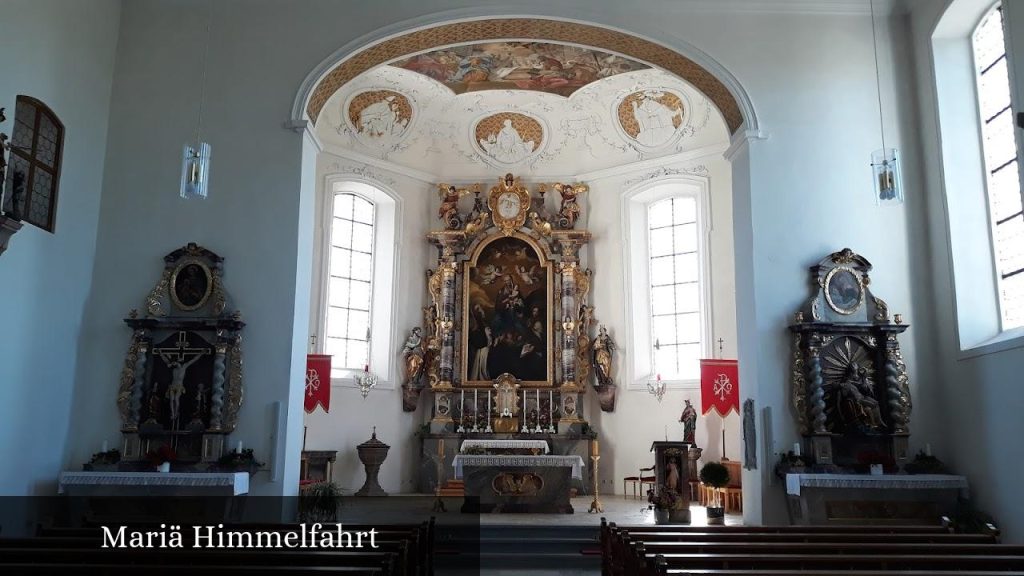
{"left": 303, "top": 152, "right": 431, "bottom": 494}
{"left": 63, "top": 0, "right": 929, "bottom": 520}
{"left": 0, "top": 0, "right": 121, "bottom": 495}
{"left": 907, "top": 0, "right": 1024, "bottom": 542}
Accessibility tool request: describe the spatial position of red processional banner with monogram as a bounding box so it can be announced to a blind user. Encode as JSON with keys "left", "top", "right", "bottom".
{"left": 700, "top": 359, "right": 739, "bottom": 416}
{"left": 305, "top": 354, "right": 331, "bottom": 414}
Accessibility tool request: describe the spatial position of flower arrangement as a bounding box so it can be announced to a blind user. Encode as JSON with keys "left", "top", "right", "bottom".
{"left": 647, "top": 487, "right": 685, "bottom": 511}
{"left": 774, "top": 450, "right": 816, "bottom": 479}
{"left": 146, "top": 445, "right": 177, "bottom": 467}
{"left": 460, "top": 445, "right": 488, "bottom": 455}
{"left": 217, "top": 448, "right": 264, "bottom": 471}
{"left": 89, "top": 449, "right": 121, "bottom": 465}
{"left": 904, "top": 450, "right": 948, "bottom": 475}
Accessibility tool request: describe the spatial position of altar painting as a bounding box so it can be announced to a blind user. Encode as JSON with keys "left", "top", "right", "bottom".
{"left": 463, "top": 236, "right": 551, "bottom": 386}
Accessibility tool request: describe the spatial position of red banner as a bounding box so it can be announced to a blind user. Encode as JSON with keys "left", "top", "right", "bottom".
{"left": 700, "top": 359, "right": 739, "bottom": 416}
{"left": 305, "top": 354, "right": 331, "bottom": 414}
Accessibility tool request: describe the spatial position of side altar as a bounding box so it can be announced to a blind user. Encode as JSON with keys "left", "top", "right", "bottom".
{"left": 403, "top": 174, "right": 614, "bottom": 512}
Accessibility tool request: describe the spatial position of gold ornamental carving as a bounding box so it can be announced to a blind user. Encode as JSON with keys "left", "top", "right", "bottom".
{"left": 492, "top": 472, "right": 544, "bottom": 496}
{"left": 146, "top": 270, "right": 171, "bottom": 317}
{"left": 488, "top": 173, "right": 531, "bottom": 235}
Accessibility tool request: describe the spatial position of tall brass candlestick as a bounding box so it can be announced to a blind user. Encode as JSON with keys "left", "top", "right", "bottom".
{"left": 588, "top": 452, "right": 603, "bottom": 514}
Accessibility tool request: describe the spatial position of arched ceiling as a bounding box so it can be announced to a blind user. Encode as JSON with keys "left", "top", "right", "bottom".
{"left": 316, "top": 66, "right": 729, "bottom": 180}
{"left": 305, "top": 19, "right": 746, "bottom": 133}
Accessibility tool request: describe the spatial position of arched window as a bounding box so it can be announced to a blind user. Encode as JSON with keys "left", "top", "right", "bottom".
{"left": 312, "top": 179, "right": 400, "bottom": 385}
{"left": 323, "top": 192, "right": 375, "bottom": 373}
{"left": 2, "top": 96, "right": 64, "bottom": 232}
{"left": 974, "top": 4, "right": 1024, "bottom": 330}
{"left": 648, "top": 196, "right": 704, "bottom": 380}
{"left": 623, "top": 178, "right": 711, "bottom": 386}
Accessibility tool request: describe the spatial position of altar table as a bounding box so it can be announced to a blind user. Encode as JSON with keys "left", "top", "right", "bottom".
{"left": 59, "top": 471, "right": 250, "bottom": 496}
{"left": 453, "top": 454, "right": 584, "bottom": 514}
{"left": 460, "top": 439, "right": 550, "bottom": 454}
{"left": 785, "top": 473, "right": 968, "bottom": 525}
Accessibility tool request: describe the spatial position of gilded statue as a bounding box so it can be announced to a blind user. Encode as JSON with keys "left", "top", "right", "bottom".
{"left": 402, "top": 327, "right": 426, "bottom": 387}
{"left": 554, "top": 182, "right": 588, "bottom": 229}
{"left": 437, "top": 184, "right": 473, "bottom": 230}
{"left": 592, "top": 325, "right": 615, "bottom": 387}
{"left": 833, "top": 363, "right": 884, "bottom": 434}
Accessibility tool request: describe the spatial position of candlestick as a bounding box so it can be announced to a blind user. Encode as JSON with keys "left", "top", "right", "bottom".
{"left": 535, "top": 389, "right": 542, "bottom": 433}
{"left": 102, "top": 440, "right": 109, "bottom": 453}
{"left": 793, "top": 442, "right": 801, "bottom": 457}
{"left": 548, "top": 390, "right": 553, "bottom": 422}
{"left": 458, "top": 390, "right": 466, "bottom": 432}
{"left": 473, "top": 389, "right": 479, "bottom": 432}
{"left": 521, "top": 389, "right": 529, "bottom": 433}
{"left": 236, "top": 440, "right": 243, "bottom": 453}
{"left": 485, "top": 390, "right": 493, "bottom": 433}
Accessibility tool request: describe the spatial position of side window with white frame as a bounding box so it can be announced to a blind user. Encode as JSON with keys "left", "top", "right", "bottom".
{"left": 315, "top": 179, "right": 400, "bottom": 385}
{"left": 974, "top": 4, "right": 1024, "bottom": 330}
{"left": 324, "top": 192, "right": 375, "bottom": 375}
{"left": 623, "top": 178, "right": 711, "bottom": 387}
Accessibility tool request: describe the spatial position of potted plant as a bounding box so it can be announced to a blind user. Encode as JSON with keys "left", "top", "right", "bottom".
{"left": 84, "top": 449, "right": 121, "bottom": 472}
{"left": 647, "top": 487, "right": 687, "bottom": 524}
{"left": 216, "top": 448, "right": 264, "bottom": 473}
{"left": 700, "top": 461, "right": 731, "bottom": 525}
{"left": 299, "top": 481, "right": 342, "bottom": 522}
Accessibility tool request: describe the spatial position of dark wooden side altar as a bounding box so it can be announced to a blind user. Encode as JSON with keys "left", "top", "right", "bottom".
{"left": 403, "top": 174, "right": 613, "bottom": 512}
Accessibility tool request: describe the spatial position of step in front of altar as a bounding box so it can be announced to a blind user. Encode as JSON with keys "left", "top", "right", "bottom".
{"left": 439, "top": 479, "right": 465, "bottom": 497}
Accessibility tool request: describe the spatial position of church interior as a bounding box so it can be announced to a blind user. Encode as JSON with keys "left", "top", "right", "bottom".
{"left": 2, "top": 0, "right": 1024, "bottom": 573}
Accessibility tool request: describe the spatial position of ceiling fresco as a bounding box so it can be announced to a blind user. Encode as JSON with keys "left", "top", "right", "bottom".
{"left": 390, "top": 42, "right": 650, "bottom": 97}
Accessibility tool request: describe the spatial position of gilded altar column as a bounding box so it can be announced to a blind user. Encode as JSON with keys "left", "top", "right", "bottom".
{"left": 555, "top": 234, "right": 588, "bottom": 432}
{"left": 428, "top": 237, "right": 462, "bottom": 431}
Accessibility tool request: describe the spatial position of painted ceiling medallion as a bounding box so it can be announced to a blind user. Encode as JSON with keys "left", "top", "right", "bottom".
{"left": 616, "top": 89, "right": 686, "bottom": 149}
{"left": 474, "top": 112, "right": 545, "bottom": 165}
{"left": 346, "top": 89, "right": 414, "bottom": 145}
{"left": 391, "top": 41, "right": 649, "bottom": 97}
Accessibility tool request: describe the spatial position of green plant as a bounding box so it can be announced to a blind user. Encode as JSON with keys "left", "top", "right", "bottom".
{"left": 460, "top": 445, "right": 487, "bottom": 455}
{"left": 699, "top": 462, "right": 730, "bottom": 489}
{"left": 299, "top": 481, "right": 342, "bottom": 522}
{"left": 89, "top": 449, "right": 121, "bottom": 465}
{"left": 217, "top": 448, "right": 264, "bottom": 470}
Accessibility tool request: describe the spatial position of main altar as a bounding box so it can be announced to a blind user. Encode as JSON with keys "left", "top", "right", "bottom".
{"left": 405, "top": 174, "right": 612, "bottom": 513}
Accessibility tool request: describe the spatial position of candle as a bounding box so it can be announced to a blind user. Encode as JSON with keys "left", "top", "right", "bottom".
{"left": 548, "top": 390, "right": 553, "bottom": 425}
{"left": 925, "top": 443, "right": 932, "bottom": 457}
{"left": 438, "top": 438, "right": 444, "bottom": 458}
{"left": 522, "top": 390, "right": 526, "bottom": 428}
{"left": 474, "top": 389, "right": 479, "bottom": 419}
{"left": 237, "top": 440, "right": 243, "bottom": 453}
{"left": 592, "top": 439, "right": 599, "bottom": 457}
{"left": 792, "top": 442, "right": 801, "bottom": 457}
{"left": 460, "top": 390, "right": 465, "bottom": 423}
{"left": 536, "top": 390, "right": 540, "bottom": 428}
{"left": 486, "top": 390, "right": 491, "bottom": 426}
{"left": 102, "top": 440, "right": 109, "bottom": 453}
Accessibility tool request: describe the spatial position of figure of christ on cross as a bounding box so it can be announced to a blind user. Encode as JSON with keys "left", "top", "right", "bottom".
{"left": 153, "top": 331, "right": 211, "bottom": 424}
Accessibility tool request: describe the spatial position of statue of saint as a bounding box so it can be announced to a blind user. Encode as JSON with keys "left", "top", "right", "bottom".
{"left": 402, "top": 327, "right": 425, "bottom": 388}
{"left": 679, "top": 399, "right": 698, "bottom": 445}
{"left": 437, "top": 184, "right": 471, "bottom": 229}
{"left": 163, "top": 353, "right": 203, "bottom": 422}
{"left": 479, "top": 119, "right": 535, "bottom": 163}
{"left": 592, "top": 325, "right": 615, "bottom": 387}
{"left": 834, "top": 363, "right": 884, "bottom": 433}
{"left": 554, "top": 182, "right": 587, "bottom": 229}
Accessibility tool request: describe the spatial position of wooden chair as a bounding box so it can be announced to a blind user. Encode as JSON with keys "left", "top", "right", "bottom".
{"left": 624, "top": 465, "right": 656, "bottom": 499}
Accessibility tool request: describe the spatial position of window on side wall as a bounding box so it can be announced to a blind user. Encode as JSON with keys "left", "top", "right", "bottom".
{"left": 2, "top": 96, "right": 64, "bottom": 232}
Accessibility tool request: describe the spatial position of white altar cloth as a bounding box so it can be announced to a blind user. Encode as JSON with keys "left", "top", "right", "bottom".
{"left": 59, "top": 472, "right": 250, "bottom": 495}
{"left": 453, "top": 455, "right": 584, "bottom": 480}
{"left": 460, "top": 439, "right": 550, "bottom": 454}
{"left": 785, "top": 473, "right": 968, "bottom": 497}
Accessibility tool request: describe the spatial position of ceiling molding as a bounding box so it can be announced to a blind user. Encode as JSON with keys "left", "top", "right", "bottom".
{"left": 659, "top": 0, "right": 898, "bottom": 16}
{"left": 320, "top": 146, "right": 437, "bottom": 183}
{"left": 577, "top": 142, "right": 729, "bottom": 181}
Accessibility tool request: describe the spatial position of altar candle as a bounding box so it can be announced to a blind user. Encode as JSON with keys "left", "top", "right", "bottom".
{"left": 460, "top": 390, "right": 465, "bottom": 423}
{"left": 548, "top": 390, "right": 553, "bottom": 424}
{"left": 438, "top": 438, "right": 444, "bottom": 458}
{"left": 592, "top": 439, "right": 599, "bottom": 457}
{"left": 237, "top": 440, "right": 243, "bottom": 453}
{"left": 474, "top": 389, "right": 479, "bottom": 420}
{"left": 925, "top": 443, "right": 932, "bottom": 457}
{"left": 102, "top": 440, "right": 109, "bottom": 453}
{"left": 522, "top": 390, "right": 526, "bottom": 427}
{"left": 792, "top": 442, "right": 801, "bottom": 457}
{"left": 486, "top": 390, "right": 491, "bottom": 425}
{"left": 536, "top": 390, "right": 540, "bottom": 427}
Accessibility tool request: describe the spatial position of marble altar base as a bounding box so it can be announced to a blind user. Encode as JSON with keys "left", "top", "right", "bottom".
{"left": 460, "top": 465, "right": 575, "bottom": 514}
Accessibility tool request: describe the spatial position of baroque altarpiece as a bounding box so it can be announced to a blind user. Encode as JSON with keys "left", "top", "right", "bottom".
{"left": 403, "top": 174, "right": 613, "bottom": 493}
{"left": 115, "top": 243, "right": 245, "bottom": 467}
{"left": 789, "top": 249, "right": 912, "bottom": 470}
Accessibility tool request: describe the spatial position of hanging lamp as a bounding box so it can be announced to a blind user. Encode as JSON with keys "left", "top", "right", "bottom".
{"left": 180, "top": 1, "right": 214, "bottom": 200}
{"left": 869, "top": 0, "right": 903, "bottom": 205}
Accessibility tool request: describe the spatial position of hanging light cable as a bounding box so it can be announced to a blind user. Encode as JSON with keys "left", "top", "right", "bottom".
{"left": 180, "top": 0, "right": 215, "bottom": 200}
{"left": 869, "top": 0, "right": 903, "bottom": 204}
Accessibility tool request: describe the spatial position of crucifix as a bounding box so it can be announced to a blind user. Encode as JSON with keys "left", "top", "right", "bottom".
{"left": 153, "top": 331, "right": 211, "bottom": 423}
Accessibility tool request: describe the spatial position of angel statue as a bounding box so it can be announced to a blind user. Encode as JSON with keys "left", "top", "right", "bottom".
{"left": 554, "top": 182, "right": 588, "bottom": 229}
{"left": 592, "top": 325, "right": 615, "bottom": 388}
{"left": 437, "top": 183, "right": 473, "bottom": 230}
